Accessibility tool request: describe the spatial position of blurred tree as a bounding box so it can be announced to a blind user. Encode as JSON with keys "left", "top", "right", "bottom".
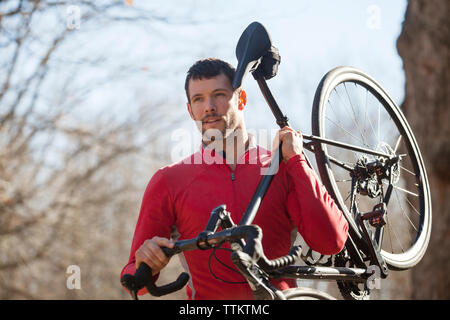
{"left": 0, "top": 0, "right": 185, "bottom": 299}
{"left": 397, "top": 0, "right": 450, "bottom": 299}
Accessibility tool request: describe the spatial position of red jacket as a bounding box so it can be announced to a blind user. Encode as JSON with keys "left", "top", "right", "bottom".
{"left": 121, "top": 143, "right": 348, "bottom": 300}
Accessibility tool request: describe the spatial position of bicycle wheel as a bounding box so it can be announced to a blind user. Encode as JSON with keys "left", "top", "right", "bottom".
{"left": 311, "top": 66, "right": 431, "bottom": 270}
{"left": 282, "top": 287, "right": 336, "bottom": 300}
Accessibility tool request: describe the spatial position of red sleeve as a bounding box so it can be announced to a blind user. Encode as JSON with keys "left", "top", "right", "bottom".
{"left": 285, "top": 154, "right": 348, "bottom": 255}
{"left": 120, "top": 169, "right": 175, "bottom": 295}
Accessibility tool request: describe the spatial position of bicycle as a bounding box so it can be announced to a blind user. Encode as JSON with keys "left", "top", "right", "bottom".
{"left": 120, "top": 22, "right": 432, "bottom": 300}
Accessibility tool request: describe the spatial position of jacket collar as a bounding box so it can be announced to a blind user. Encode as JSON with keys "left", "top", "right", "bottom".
{"left": 200, "top": 133, "right": 257, "bottom": 164}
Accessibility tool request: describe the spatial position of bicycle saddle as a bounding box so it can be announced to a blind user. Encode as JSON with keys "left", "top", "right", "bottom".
{"left": 233, "top": 21, "right": 278, "bottom": 89}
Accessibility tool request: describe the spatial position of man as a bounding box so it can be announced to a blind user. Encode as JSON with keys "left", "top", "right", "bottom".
{"left": 121, "top": 58, "right": 348, "bottom": 300}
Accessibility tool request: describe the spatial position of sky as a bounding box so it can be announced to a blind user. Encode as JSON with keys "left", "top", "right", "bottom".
{"left": 1, "top": 0, "right": 409, "bottom": 159}
{"left": 115, "top": 0, "right": 409, "bottom": 156}
{"left": 124, "top": 1, "right": 406, "bottom": 125}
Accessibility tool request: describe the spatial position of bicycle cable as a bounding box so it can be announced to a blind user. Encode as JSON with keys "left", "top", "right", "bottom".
{"left": 208, "top": 241, "right": 247, "bottom": 284}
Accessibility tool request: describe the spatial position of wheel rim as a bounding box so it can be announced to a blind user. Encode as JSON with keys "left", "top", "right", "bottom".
{"left": 313, "top": 67, "right": 431, "bottom": 269}
{"left": 283, "top": 287, "right": 336, "bottom": 300}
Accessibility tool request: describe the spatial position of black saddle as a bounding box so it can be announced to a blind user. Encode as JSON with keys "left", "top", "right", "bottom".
{"left": 233, "top": 21, "right": 281, "bottom": 89}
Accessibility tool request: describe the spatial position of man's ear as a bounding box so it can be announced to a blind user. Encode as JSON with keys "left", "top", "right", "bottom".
{"left": 238, "top": 90, "right": 247, "bottom": 111}
{"left": 187, "top": 102, "right": 194, "bottom": 120}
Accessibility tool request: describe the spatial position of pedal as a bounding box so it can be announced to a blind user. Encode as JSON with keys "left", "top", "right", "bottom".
{"left": 360, "top": 203, "right": 387, "bottom": 228}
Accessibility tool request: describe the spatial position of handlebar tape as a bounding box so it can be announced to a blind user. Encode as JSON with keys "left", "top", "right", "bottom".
{"left": 145, "top": 270, "right": 190, "bottom": 297}
{"left": 257, "top": 245, "right": 302, "bottom": 271}
{"left": 120, "top": 246, "right": 189, "bottom": 298}
{"left": 230, "top": 225, "right": 302, "bottom": 272}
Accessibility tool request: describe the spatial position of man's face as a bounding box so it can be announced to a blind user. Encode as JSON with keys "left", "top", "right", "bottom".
{"left": 186, "top": 73, "right": 246, "bottom": 141}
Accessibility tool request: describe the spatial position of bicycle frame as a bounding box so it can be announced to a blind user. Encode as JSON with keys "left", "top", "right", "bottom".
{"left": 120, "top": 76, "right": 383, "bottom": 300}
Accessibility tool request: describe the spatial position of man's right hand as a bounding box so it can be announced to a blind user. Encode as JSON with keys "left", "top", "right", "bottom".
{"left": 135, "top": 236, "right": 174, "bottom": 276}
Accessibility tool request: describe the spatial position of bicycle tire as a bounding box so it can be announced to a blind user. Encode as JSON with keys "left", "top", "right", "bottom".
{"left": 282, "top": 287, "right": 336, "bottom": 300}
{"left": 311, "top": 66, "right": 432, "bottom": 270}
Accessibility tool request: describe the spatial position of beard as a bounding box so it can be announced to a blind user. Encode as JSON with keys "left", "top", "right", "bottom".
{"left": 201, "top": 110, "right": 239, "bottom": 144}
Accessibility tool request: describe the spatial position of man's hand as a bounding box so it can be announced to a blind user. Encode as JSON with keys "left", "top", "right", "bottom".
{"left": 274, "top": 126, "right": 304, "bottom": 162}
{"left": 135, "top": 236, "right": 174, "bottom": 276}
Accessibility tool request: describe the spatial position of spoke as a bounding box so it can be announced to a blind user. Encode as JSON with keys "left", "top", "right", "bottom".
{"left": 364, "top": 88, "right": 368, "bottom": 128}
{"left": 363, "top": 88, "right": 369, "bottom": 145}
{"left": 378, "top": 102, "right": 381, "bottom": 145}
{"left": 344, "top": 191, "right": 352, "bottom": 203}
{"left": 327, "top": 98, "right": 367, "bottom": 147}
{"left": 382, "top": 181, "right": 419, "bottom": 198}
{"left": 381, "top": 115, "right": 394, "bottom": 144}
{"left": 385, "top": 214, "right": 405, "bottom": 253}
{"left": 365, "top": 94, "right": 378, "bottom": 144}
{"left": 404, "top": 196, "right": 422, "bottom": 217}
{"left": 384, "top": 215, "right": 396, "bottom": 253}
{"left": 394, "top": 135, "right": 402, "bottom": 153}
{"left": 333, "top": 88, "right": 365, "bottom": 143}
{"left": 393, "top": 185, "right": 419, "bottom": 197}
{"left": 338, "top": 84, "right": 369, "bottom": 148}
{"left": 394, "top": 189, "right": 418, "bottom": 233}
{"left": 344, "top": 83, "right": 369, "bottom": 147}
{"left": 400, "top": 165, "right": 415, "bottom": 176}
{"left": 327, "top": 100, "right": 347, "bottom": 131}
{"left": 325, "top": 115, "right": 366, "bottom": 146}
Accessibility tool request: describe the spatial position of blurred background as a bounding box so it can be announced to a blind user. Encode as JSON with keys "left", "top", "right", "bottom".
{"left": 0, "top": 0, "right": 448, "bottom": 299}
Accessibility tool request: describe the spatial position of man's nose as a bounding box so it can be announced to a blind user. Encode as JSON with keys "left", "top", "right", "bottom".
{"left": 204, "top": 97, "right": 216, "bottom": 114}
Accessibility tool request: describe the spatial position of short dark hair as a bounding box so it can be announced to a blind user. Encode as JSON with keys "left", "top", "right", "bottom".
{"left": 185, "top": 58, "right": 236, "bottom": 103}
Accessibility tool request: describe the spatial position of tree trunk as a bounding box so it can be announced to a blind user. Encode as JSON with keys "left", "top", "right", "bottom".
{"left": 397, "top": 0, "right": 450, "bottom": 299}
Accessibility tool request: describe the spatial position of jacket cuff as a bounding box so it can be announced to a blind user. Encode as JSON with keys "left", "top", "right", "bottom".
{"left": 286, "top": 153, "right": 307, "bottom": 169}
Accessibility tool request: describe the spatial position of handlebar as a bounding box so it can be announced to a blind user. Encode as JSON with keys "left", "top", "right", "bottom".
{"left": 120, "top": 246, "right": 190, "bottom": 299}
{"left": 120, "top": 223, "right": 302, "bottom": 299}
{"left": 133, "top": 262, "right": 190, "bottom": 297}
